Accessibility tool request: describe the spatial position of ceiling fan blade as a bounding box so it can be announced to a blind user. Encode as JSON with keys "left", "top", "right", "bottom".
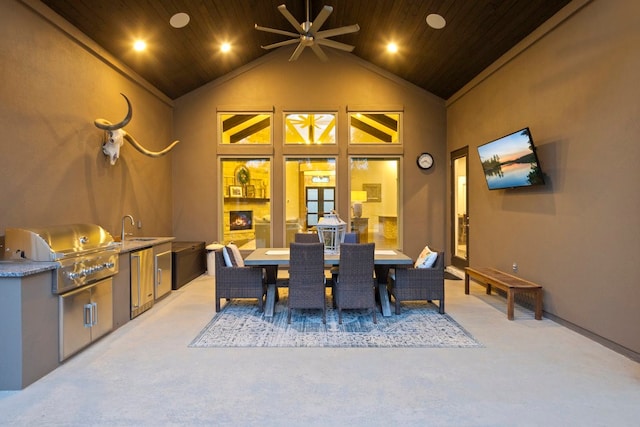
{"left": 255, "top": 24, "right": 299, "bottom": 39}
{"left": 316, "top": 38, "right": 355, "bottom": 52}
{"left": 277, "top": 4, "right": 304, "bottom": 34}
{"left": 316, "top": 24, "right": 360, "bottom": 39}
{"left": 309, "top": 5, "right": 333, "bottom": 35}
{"left": 261, "top": 39, "right": 300, "bottom": 50}
{"left": 311, "top": 44, "right": 329, "bottom": 62}
{"left": 289, "top": 42, "right": 307, "bottom": 61}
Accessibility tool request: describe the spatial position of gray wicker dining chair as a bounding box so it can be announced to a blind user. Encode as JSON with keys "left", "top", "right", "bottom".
{"left": 387, "top": 252, "right": 445, "bottom": 314}
{"left": 294, "top": 232, "right": 320, "bottom": 243}
{"left": 213, "top": 249, "right": 266, "bottom": 312}
{"left": 334, "top": 242, "right": 377, "bottom": 324}
{"left": 330, "top": 232, "right": 359, "bottom": 288}
{"left": 287, "top": 242, "right": 327, "bottom": 324}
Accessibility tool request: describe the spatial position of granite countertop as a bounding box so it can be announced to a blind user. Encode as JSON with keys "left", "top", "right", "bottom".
{"left": 116, "top": 236, "right": 175, "bottom": 253}
{"left": 0, "top": 259, "right": 59, "bottom": 277}
{"left": 0, "top": 237, "right": 175, "bottom": 278}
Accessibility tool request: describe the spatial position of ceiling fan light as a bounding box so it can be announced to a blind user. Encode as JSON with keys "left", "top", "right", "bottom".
{"left": 426, "top": 13, "right": 446, "bottom": 29}
{"left": 256, "top": 1, "right": 359, "bottom": 62}
{"left": 170, "top": 12, "right": 190, "bottom": 29}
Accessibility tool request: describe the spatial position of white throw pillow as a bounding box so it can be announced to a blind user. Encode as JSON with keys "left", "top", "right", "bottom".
{"left": 415, "top": 245, "right": 438, "bottom": 269}
{"left": 227, "top": 243, "right": 244, "bottom": 267}
{"left": 419, "top": 252, "right": 438, "bottom": 269}
{"left": 222, "top": 246, "right": 235, "bottom": 267}
{"left": 414, "top": 245, "right": 433, "bottom": 268}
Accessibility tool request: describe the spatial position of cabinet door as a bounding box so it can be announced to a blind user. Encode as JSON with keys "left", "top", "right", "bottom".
{"left": 90, "top": 278, "right": 113, "bottom": 342}
{"left": 154, "top": 250, "right": 172, "bottom": 300}
{"left": 59, "top": 287, "right": 92, "bottom": 361}
{"left": 131, "top": 248, "right": 154, "bottom": 318}
{"left": 112, "top": 253, "right": 131, "bottom": 329}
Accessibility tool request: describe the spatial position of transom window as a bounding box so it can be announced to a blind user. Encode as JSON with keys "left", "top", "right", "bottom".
{"left": 349, "top": 112, "right": 401, "bottom": 144}
{"left": 284, "top": 113, "right": 336, "bottom": 144}
{"left": 219, "top": 113, "right": 272, "bottom": 144}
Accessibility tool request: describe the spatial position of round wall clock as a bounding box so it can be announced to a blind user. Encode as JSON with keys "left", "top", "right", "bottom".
{"left": 417, "top": 153, "right": 434, "bottom": 170}
{"left": 235, "top": 165, "right": 250, "bottom": 185}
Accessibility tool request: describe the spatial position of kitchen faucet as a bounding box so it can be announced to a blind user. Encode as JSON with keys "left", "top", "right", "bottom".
{"left": 121, "top": 215, "right": 135, "bottom": 241}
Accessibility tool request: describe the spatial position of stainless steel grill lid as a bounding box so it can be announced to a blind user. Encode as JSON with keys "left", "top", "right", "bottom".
{"left": 5, "top": 223, "right": 115, "bottom": 261}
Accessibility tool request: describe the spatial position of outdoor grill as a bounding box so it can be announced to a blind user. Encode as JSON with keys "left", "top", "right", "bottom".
{"left": 4, "top": 223, "right": 120, "bottom": 294}
{"left": 5, "top": 223, "right": 121, "bottom": 361}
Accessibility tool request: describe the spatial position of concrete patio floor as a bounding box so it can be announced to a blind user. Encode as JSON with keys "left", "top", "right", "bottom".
{"left": 1, "top": 273, "right": 638, "bottom": 426}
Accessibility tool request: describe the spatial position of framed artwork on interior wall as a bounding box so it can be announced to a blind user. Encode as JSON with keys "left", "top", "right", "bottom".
{"left": 362, "top": 183, "right": 381, "bottom": 202}
{"left": 245, "top": 185, "right": 256, "bottom": 198}
{"left": 229, "top": 185, "right": 243, "bottom": 198}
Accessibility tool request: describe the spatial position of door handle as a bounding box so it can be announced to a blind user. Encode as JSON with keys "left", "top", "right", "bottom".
{"left": 132, "top": 253, "right": 141, "bottom": 308}
{"left": 157, "top": 268, "right": 162, "bottom": 286}
{"left": 83, "top": 303, "right": 92, "bottom": 327}
{"left": 92, "top": 302, "right": 98, "bottom": 326}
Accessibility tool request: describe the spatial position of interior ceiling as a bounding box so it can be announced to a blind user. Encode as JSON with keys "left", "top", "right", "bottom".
{"left": 39, "top": 0, "right": 571, "bottom": 101}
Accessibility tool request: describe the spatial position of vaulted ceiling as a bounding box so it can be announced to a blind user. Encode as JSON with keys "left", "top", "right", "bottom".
{"left": 39, "top": 0, "right": 571, "bottom": 100}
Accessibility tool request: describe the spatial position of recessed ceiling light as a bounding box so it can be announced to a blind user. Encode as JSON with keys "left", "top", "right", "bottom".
{"left": 387, "top": 42, "right": 398, "bottom": 53}
{"left": 221, "top": 42, "right": 231, "bottom": 53}
{"left": 426, "top": 13, "right": 446, "bottom": 29}
{"left": 133, "top": 40, "right": 147, "bottom": 51}
{"left": 170, "top": 12, "right": 190, "bottom": 29}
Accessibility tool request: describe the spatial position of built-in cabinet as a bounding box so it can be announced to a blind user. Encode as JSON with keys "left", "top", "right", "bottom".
{"left": 154, "top": 242, "right": 172, "bottom": 300}
{"left": 0, "top": 239, "right": 174, "bottom": 390}
{"left": 112, "top": 239, "right": 174, "bottom": 329}
{"left": 58, "top": 277, "right": 113, "bottom": 361}
{"left": 0, "top": 271, "right": 59, "bottom": 390}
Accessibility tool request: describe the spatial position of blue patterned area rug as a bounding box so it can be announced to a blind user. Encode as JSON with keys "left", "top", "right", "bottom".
{"left": 189, "top": 294, "right": 481, "bottom": 348}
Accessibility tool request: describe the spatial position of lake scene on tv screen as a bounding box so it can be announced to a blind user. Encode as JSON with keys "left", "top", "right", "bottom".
{"left": 477, "top": 128, "right": 544, "bottom": 190}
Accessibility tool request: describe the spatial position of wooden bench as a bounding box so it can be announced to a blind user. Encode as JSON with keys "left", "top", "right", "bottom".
{"left": 464, "top": 267, "right": 543, "bottom": 320}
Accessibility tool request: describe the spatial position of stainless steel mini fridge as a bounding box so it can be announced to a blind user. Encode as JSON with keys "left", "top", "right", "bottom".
{"left": 131, "top": 247, "right": 154, "bottom": 318}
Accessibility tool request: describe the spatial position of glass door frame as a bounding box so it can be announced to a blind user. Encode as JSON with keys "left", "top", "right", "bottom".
{"left": 450, "top": 147, "right": 469, "bottom": 269}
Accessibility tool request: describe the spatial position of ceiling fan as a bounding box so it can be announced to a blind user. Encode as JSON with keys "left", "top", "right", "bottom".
{"left": 255, "top": 0, "right": 360, "bottom": 62}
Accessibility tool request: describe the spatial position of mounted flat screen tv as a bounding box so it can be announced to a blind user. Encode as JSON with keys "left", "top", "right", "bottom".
{"left": 477, "top": 127, "right": 545, "bottom": 190}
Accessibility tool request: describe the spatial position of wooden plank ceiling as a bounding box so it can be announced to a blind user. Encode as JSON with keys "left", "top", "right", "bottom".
{"left": 38, "top": 0, "right": 571, "bottom": 100}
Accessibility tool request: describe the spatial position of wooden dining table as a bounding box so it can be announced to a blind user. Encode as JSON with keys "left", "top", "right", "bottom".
{"left": 244, "top": 247, "right": 413, "bottom": 317}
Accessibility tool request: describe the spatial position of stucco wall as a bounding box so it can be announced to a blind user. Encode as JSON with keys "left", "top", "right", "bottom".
{"left": 0, "top": 0, "right": 174, "bottom": 239}
{"left": 446, "top": 0, "right": 640, "bottom": 355}
{"left": 172, "top": 48, "right": 447, "bottom": 259}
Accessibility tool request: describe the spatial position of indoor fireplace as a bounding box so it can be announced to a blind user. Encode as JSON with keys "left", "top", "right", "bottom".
{"left": 230, "top": 210, "right": 253, "bottom": 231}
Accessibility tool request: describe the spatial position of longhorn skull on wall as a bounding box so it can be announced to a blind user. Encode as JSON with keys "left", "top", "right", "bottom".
{"left": 94, "top": 93, "right": 179, "bottom": 165}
